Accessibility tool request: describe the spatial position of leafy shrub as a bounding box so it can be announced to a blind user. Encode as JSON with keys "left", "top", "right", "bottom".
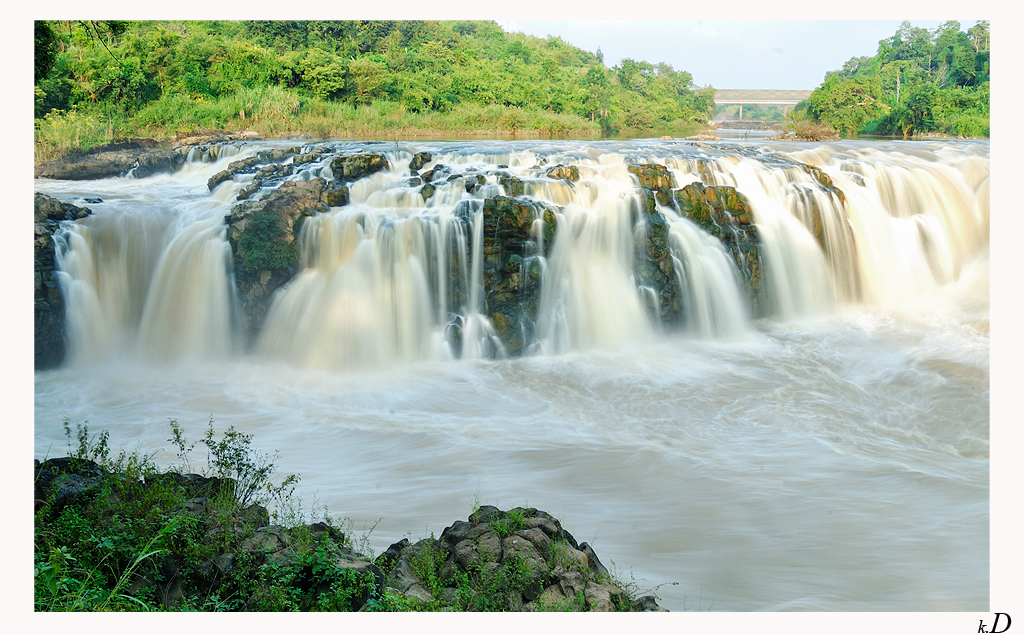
{"left": 236, "top": 210, "right": 297, "bottom": 273}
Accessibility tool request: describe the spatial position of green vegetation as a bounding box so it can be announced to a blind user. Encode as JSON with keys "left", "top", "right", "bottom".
{"left": 35, "top": 419, "right": 367, "bottom": 611}
{"left": 35, "top": 422, "right": 662, "bottom": 612}
{"left": 236, "top": 209, "right": 298, "bottom": 273}
{"left": 797, "top": 20, "right": 989, "bottom": 138}
{"left": 34, "top": 20, "right": 716, "bottom": 159}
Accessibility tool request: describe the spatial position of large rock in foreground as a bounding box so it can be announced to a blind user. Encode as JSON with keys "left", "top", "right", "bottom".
{"left": 35, "top": 193, "right": 91, "bottom": 369}
{"left": 379, "top": 505, "right": 668, "bottom": 612}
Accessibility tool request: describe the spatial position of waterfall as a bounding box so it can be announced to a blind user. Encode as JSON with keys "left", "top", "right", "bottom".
{"left": 46, "top": 139, "right": 989, "bottom": 370}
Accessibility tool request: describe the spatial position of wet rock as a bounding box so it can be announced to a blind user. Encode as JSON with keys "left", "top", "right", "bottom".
{"left": 235, "top": 163, "right": 296, "bottom": 201}
{"left": 208, "top": 155, "right": 262, "bottom": 191}
{"left": 633, "top": 188, "right": 684, "bottom": 326}
{"left": 35, "top": 139, "right": 186, "bottom": 180}
{"left": 34, "top": 193, "right": 93, "bottom": 369}
{"left": 673, "top": 181, "right": 764, "bottom": 314}
{"left": 461, "top": 196, "right": 559, "bottom": 356}
{"left": 410, "top": 151, "right": 432, "bottom": 171}
{"left": 324, "top": 184, "right": 350, "bottom": 207}
{"left": 226, "top": 178, "right": 332, "bottom": 344}
{"left": 330, "top": 152, "right": 389, "bottom": 182}
{"left": 419, "top": 164, "right": 449, "bottom": 183}
{"left": 465, "top": 173, "right": 486, "bottom": 194}
{"left": 545, "top": 164, "right": 580, "bottom": 181}
{"left": 628, "top": 163, "right": 674, "bottom": 189}
{"left": 497, "top": 172, "right": 525, "bottom": 197}
{"left": 634, "top": 594, "right": 670, "bottom": 611}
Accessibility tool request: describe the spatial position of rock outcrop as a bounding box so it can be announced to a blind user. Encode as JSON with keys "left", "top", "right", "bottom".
{"left": 226, "top": 178, "right": 333, "bottom": 343}
{"left": 35, "top": 138, "right": 187, "bottom": 180}
{"left": 379, "top": 505, "right": 667, "bottom": 612}
{"left": 673, "top": 182, "right": 764, "bottom": 313}
{"left": 634, "top": 188, "right": 685, "bottom": 325}
{"left": 463, "top": 196, "right": 558, "bottom": 356}
{"left": 34, "top": 193, "right": 91, "bottom": 369}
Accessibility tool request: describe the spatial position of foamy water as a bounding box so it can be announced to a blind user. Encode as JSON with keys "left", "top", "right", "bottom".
{"left": 34, "top": 138, "right": 989, "bottom": 610}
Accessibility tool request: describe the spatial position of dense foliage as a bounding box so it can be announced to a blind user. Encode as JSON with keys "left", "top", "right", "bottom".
{"left": 801, "top": 20, "right": 989, "bottom": 137}
{"left": 33, "top": 20, "right": 716, "bottom": 157}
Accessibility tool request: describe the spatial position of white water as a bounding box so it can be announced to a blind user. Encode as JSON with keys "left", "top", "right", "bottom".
{"left": 34, "top": 139, "right": 989, "bottom": 611}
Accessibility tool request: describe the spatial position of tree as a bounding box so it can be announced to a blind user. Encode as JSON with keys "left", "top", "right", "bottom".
{"left": 968, "top": 20, "right": 990, "bottom": 53}
{"left": 808, "top": 75, "right": 887, "bottom": 133}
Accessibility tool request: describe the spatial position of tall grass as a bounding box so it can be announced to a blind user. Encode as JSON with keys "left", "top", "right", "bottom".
{"left": 36, "top": 85, "right": 606, "bottom": 161}
{"left": 34, "top": 107, "right": 129, "bottom": 162}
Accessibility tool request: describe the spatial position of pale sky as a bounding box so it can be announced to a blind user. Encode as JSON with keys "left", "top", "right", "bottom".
{"left": 495, "top": 20, "right": 981, "bottom": 90}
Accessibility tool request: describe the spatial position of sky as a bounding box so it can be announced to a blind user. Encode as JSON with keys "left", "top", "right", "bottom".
{"left": 495, "top": 20, "right": 982, "bottom": 90}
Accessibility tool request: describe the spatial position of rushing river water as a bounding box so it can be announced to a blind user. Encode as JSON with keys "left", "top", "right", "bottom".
{"left": 33, "top": 138, "right": 989, "bottom": 611}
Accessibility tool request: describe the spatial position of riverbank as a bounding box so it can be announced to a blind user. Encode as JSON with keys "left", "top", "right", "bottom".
{"left": 34, "top": 423, "right": 667, "bottom": 612}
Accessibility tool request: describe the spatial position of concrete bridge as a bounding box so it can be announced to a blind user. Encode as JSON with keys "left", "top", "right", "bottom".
{"left": 713, "top": 89, "right": 812, "bottom": 120}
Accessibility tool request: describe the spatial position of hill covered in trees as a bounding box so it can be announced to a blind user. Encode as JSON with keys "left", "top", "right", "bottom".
{"left": 799, "top": 20, "right": 989, "bottom": 138}
{"left": 34, "top": 20, "right": 717, "bottom": 159}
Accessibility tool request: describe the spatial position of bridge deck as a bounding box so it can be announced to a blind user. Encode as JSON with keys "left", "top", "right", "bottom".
{"left": 712, "top": 89, "right": 812, "bottom": 105}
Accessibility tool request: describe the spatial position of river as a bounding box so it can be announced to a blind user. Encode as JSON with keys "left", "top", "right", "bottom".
{"left": 33, "top": 137, "right": 989, "bottom": 611}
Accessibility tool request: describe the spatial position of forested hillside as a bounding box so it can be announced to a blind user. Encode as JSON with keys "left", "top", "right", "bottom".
{"left": 34, "top": 20, "right": 716, "bottom": 159}
{"left": 799, "top": 20, "right": 989, "bottom": 138}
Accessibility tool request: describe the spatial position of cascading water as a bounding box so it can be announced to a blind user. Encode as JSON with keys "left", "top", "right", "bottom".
{"left": 34, "top": 138, "right": 990, "bottom": 611}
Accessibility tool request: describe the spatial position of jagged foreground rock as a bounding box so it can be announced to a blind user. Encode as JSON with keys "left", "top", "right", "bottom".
{"left": 378, "top": 504, "right": 667, "bottom": 611}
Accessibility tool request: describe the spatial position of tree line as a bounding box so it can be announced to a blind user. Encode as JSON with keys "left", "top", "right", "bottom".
{"left": 799, "top": 20, "right": 989, "bottom": 138}
{"left": 33, "top": 20, "right": 717, "bottom": 151}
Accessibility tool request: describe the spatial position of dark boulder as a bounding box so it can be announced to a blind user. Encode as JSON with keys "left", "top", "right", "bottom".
{"left": 633, "top": 188, "right": 684, "bottom": 325}
{"left": 34, "top": 457, "right": 104, "bottom": 511}
{"left": 464, "top": 196, "right": 558, "bottom": 356}
{"left": 497, "top": 172, "right": 525, "bottom": 198}
{"left": 410, "top": 151, "right": 432, "bottom": 172}
{"left": 330, "top": 152, "right": 389, "bottom": 182}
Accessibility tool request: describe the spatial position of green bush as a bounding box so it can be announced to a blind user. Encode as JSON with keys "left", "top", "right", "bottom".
{"left": 237, "top": 210, "right": 298, "bottom": 273}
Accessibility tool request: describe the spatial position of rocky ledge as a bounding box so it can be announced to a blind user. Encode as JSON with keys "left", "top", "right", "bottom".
{"left": 35, "top": 138, "right": 189, "bottom": 180}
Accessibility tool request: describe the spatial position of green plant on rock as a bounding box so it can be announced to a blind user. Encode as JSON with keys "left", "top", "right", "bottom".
{"left": 236, "top": 209, "right": 297, "bottom": 273}
{"left": 490, "top": 507, "right": 527, "bottom": 538}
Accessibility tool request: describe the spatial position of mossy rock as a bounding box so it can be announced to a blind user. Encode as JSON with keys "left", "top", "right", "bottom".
{"left": 236, "top": 210, "right": 298, "bottom": 274}
{"left": 331, "top": 153, "right": 389, "bottom": 182}
{"left": 497, "top": 172, "right": 525, "bottom": 197}
{"left": 546, "top": 164, "right": 580, "bottom": 181}
{"left": 627, "top": 163, "right": 674, "bottom": 189}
